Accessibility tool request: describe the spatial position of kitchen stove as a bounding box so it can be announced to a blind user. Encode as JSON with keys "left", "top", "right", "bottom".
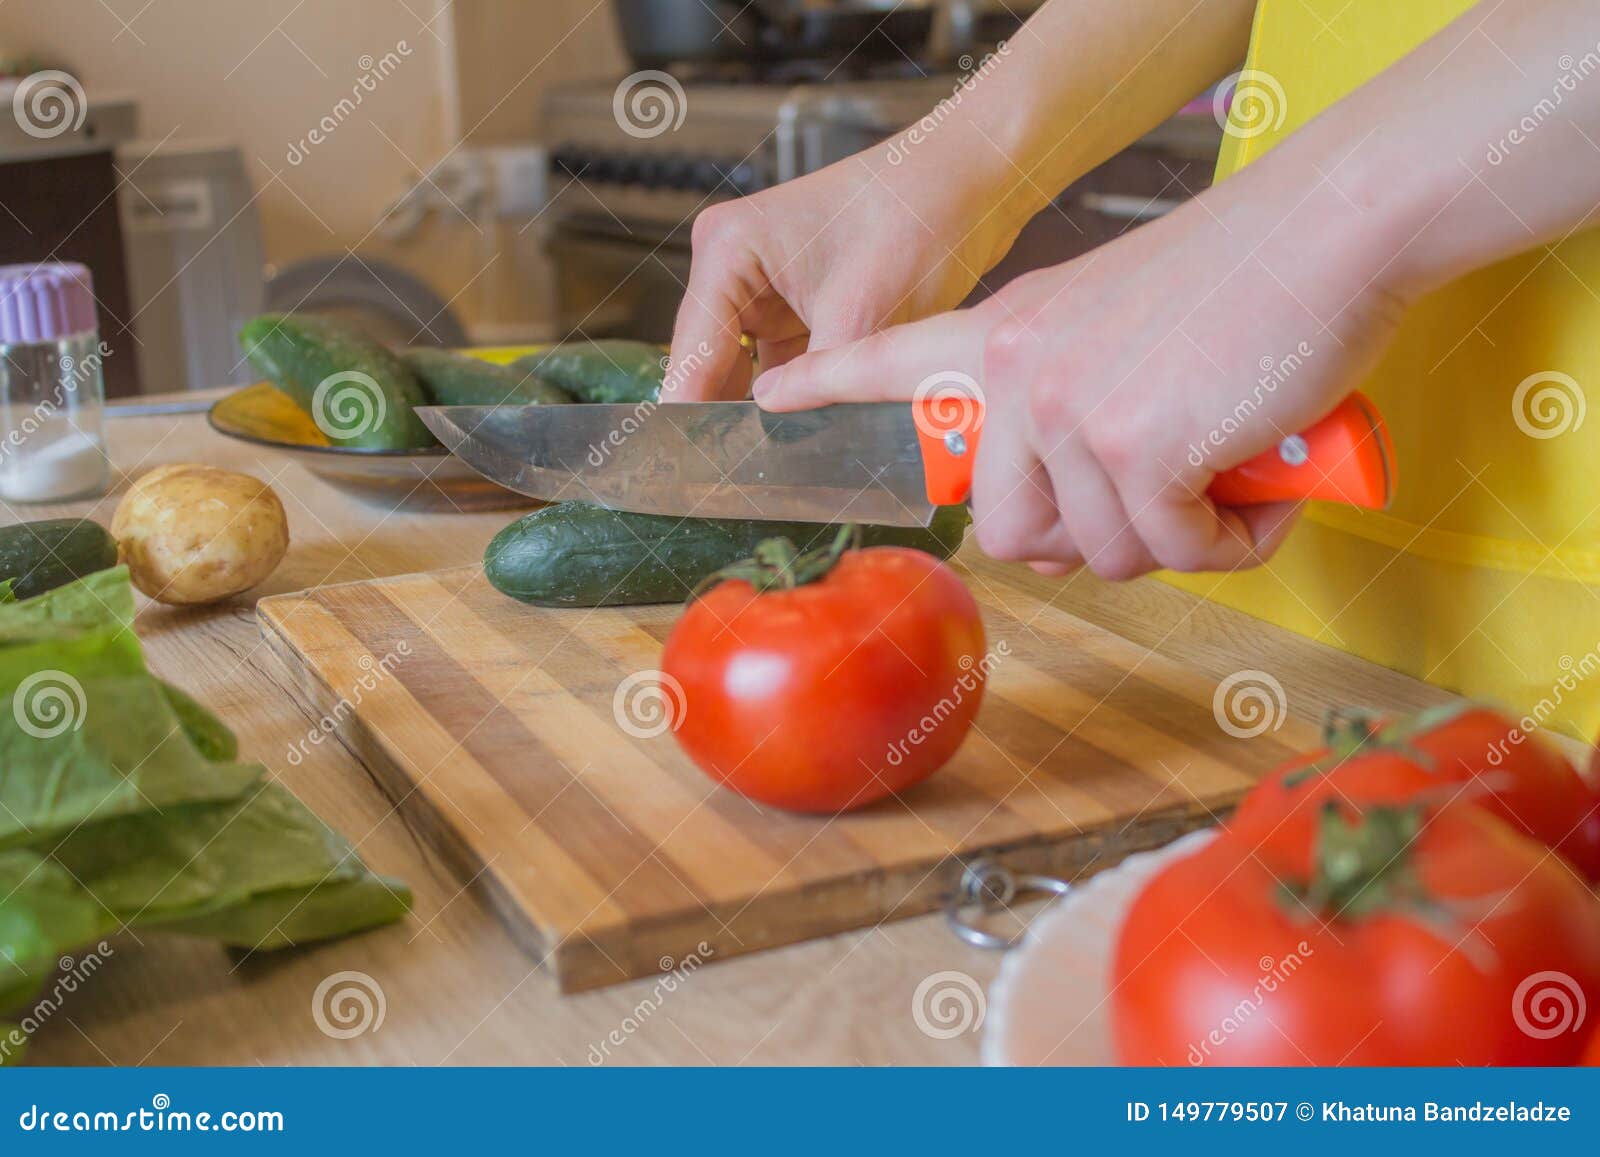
{"left": 542, "top": 69, "right": 961, "bottom": 337}
{"left": 541, "top": 67, "right": 1223, "bottom": 340}
{"left": 545, "top": 72, "right": 958, "bottom": 228}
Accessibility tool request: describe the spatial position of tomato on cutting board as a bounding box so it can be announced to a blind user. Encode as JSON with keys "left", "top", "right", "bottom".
{"left": 1112, "top": 800, "right": 1600, "bottom": 1066}
{"left": 662, "top": 528, "right": 987, "bottom": 813}
{"left": 1231, "top": 704, "right": 1600, "bottom": 881}
{"left": 1583, "top": 1026, "right": 1600, "bottom": 1066}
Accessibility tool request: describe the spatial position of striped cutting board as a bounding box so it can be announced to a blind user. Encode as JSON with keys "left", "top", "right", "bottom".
{"left": 257, "top": 553, "right": 1322, "bottom": 992}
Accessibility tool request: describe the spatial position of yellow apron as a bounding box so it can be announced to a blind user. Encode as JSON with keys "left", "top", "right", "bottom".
{"left": 1166, "top": 0, "right": 1600, "bottom": 739}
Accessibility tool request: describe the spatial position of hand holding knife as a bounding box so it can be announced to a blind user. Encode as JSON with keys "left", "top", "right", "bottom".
{"left": 417, "top": 390, "right": 1393, "bottom": 534}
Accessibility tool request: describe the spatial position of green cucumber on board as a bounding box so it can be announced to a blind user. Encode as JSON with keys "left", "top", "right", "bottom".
{"left": 510, "top": 340, "right": 665, "bottom": 405}
{"left": 0, "top": 519, "right": 118, "bottom": 601}
{"left": 239, "top": 313, "right": 435, "bottom": 450}
{"left": 401, "top": 348, "right": 574, "bottom": 407}
{"left": 484, "top": 502, "right": 969, "bottom": 607}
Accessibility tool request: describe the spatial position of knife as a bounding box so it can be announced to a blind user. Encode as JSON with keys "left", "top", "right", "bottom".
{"left": 416, "top": 393, "right": 1394, "bottom": 529}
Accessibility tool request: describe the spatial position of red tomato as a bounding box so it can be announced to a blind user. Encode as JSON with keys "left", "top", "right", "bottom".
{"left": 662, "top": 544, "right": 987, "bottom": 812}
{"left": 1232, "top": 705, "right": 1600, "bottom": 880}
{"left": 1583, "top": 1027, "right": 1600, "bottom": 1066}
{"left": 1113, "top": 802, "right": 1600, "bottom": 1066}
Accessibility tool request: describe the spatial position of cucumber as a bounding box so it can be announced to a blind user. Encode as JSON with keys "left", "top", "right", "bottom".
{"left": 484, "top": 502, "right": 968, "bottom": 607}
{"left": 239, "top": 314, "right": 435, "bottom": 450}
{"left": 401, "top": 348, "right": 573, "bottom": 407}
{"left": 510, "top": 340, "right": 665, "bottom": 405}
{"left": 0, "top": 519, "right": 118, "bottom": 600}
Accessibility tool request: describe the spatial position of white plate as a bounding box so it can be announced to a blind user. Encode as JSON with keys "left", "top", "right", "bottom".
{"left": 981, "top": 829, "right": 1218, "bottom": 1066}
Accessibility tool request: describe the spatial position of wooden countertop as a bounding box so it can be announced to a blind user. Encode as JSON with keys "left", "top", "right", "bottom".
{"left": 9, "top": 391, "right": 1465, "bottom": 1066}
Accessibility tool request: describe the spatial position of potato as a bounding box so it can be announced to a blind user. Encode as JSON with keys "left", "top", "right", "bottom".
{"left": 112, "top": 465, "right": 289, "bottom": 605}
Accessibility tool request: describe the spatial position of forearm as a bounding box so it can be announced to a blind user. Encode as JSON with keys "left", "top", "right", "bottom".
{"left": 937, "top": 0, "right": 1257, "bottom": 226}
{"left": 1233, "top": 1, "right": 1600, "bottom": 308}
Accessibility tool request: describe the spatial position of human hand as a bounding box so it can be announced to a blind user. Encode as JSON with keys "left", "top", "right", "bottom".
{"left": 664, "top": 141, "right": 1030, "bottom": 402}
{"left": 752, "top": 179, "right": 1407, "bottom": 579}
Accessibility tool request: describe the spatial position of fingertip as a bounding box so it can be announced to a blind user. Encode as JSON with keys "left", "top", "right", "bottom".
{"left": 1205, "top": 500, "right": 1299, "bottom": 572}
{"left": 1237, "top": 501, "right": 1303, "bottom": 563}
{"left": 662, "top": 344, "right": 706, "bottom": 402}
{"left": 753, "top": 361, "right": 820, "bottom": 412}
{"left": 1029, "top": 560, "right": 1081, "bottom": 578}
{"left": 752, "top": 368, "right": 784, "bottom": 404}
{"left": 664, "top": 337, "right": 734, "bottom": 401}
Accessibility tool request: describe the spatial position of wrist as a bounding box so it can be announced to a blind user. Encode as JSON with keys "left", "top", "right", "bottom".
{"left": 1319, "top": 129, "right": 1466, "bottom": 305}
{"left": 865, "top": 102, "right": 1041, "bottom": 260}
{"left": 1216, "top": 122, "right": 1442, "bottom": 317}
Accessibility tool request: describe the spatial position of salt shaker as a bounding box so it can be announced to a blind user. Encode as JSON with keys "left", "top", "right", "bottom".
{"left": 0, "top": 263, "right": 112, "bottom": 504}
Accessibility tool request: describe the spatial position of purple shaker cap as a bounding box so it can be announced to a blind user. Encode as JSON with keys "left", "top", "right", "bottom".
{"left": 0, "top": 263, "right": 98, "bottom": 344}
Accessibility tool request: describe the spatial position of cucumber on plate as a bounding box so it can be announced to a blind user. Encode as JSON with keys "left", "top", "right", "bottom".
{"left": 510, "top": 340, "right": 665, "bottom": 405}
{"left": 400, "top": 348, "right": 573, "bottom": 408}
{"left": 239, "top": 314, "right": 436, "bottom": 450}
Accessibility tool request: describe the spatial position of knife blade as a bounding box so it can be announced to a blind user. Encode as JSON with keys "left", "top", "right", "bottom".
{"left": 416, "top": 392, "right": 1395, "bottom": 527}
{"left": 416, "top": 400, "right": 943, "bottom": 527}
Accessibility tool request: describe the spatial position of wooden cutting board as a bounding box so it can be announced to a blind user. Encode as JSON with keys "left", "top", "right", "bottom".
{"left": 257, "top": 553, "right": 1326, "bottom": 992}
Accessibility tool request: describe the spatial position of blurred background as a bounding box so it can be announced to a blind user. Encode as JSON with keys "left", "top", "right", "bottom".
{"left": 0, "top": 0, "right": 1223, "bottom": 397}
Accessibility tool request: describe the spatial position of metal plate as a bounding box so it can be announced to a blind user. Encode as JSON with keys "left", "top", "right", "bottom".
{"left": 207, "top": 382, "right": 535, "bottom": 514}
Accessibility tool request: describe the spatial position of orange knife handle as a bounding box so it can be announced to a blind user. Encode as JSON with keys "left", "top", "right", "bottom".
{"left": 1207, "top": 392, "right": 1395, "bottom": 510}
{"left": 913, "top": 393, "right": 985, "bottom": 505}
{"left": 913, "top": 391, "right": 1394, "bottom": 511}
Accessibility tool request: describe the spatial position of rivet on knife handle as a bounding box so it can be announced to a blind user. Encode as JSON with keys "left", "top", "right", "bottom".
{"left": 913, "top": 393, "right": 985, "bottom": 505}
{"left": 1207, "top": 392, "right": 1395, "bottom": 510}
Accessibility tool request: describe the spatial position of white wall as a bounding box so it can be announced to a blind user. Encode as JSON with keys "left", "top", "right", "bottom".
{"left": 1, "top": 0, "right": 625, "bottom": 336}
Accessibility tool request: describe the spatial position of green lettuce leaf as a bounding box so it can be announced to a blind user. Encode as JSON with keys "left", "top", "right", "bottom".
{"left": 0, "top": 850, "right": 114, "bottom": 1017}
{"left": 0, "top": 674, "right": 262, "bottom": 850}
{"left": 0, "top": 567, "right": 410, "bottom": 1050}
{"left": 50, "top": 781, "right": 410, "bottom": 947}
{"left": 157, "top": 680, "right": 239, "bottom": 762}
{"left": 0, "top": 566, "right": 134, "bottom": 641}
{"left": 160, "top": 872, "right": 412, "bottom": 951}
{"left": 0, "top": 1025, "right": 25, "bottom": 1066}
